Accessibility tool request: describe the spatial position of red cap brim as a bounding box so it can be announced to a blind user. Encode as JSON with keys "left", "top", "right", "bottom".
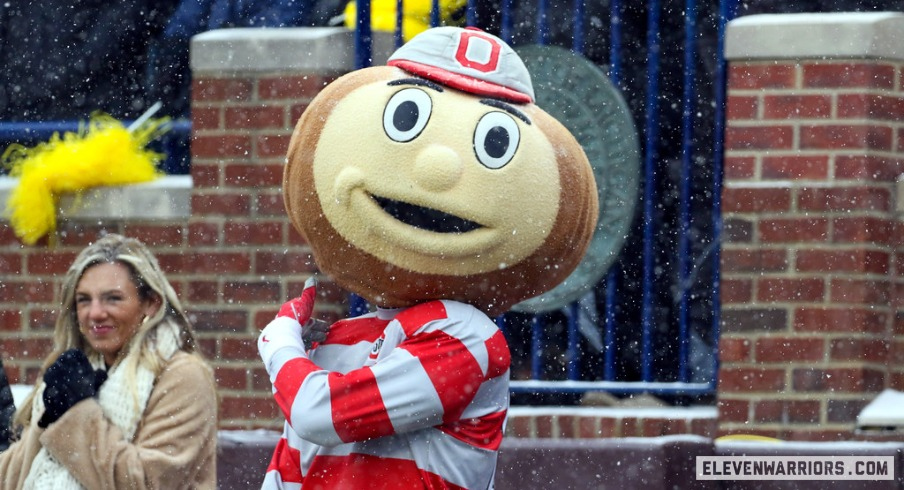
{"left": 388, "top": 59, "right": 533, "bottom": 104}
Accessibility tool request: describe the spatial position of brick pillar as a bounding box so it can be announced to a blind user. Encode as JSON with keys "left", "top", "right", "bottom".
{"left": 719, "top": 13, "right": 904, "bottom": 441}
{"left": 188, "top": 28, "right": 395, "bottom": 428}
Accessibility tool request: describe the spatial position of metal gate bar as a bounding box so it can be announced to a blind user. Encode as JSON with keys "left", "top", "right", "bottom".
{"left": 348, "top": 0, "right": 741, "bottom": 398}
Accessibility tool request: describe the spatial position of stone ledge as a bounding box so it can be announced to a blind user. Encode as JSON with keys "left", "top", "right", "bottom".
{"left": 726, "top": 12, "right": 904, "bottom": 61}
{"left": 0, "top": 175, "right": 193, "bottom": 221}
{"left": 190, "top": 27, "right": 395, "bottom": 73}
{"left": 508, "top": 405, "right": 718, "bottom": 419}
{"left": 507, "top": 405, "right": 719, "bottom": 439}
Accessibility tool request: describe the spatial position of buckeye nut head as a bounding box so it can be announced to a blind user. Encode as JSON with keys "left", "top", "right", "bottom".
{"left": 283, "top": 65, "right": 598, "bottom": 317}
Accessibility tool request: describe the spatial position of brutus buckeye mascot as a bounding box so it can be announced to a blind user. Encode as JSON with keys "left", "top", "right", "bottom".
{"left": 258, "top": 26, "right": 599, "bottom": 489}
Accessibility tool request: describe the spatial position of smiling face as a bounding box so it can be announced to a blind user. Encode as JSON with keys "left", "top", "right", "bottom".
{"left": 315, "top": 76, "right": 560, "bottom": 275}
{"left": 76, "top": 262, "right": 159, "bottom": 365}
{"left": 285, "top": 66, "right": 598, "bottom": 316}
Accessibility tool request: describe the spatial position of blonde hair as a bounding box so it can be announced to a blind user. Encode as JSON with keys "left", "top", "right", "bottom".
{"left": 13, "top": 233, "right": 200, "bottom": 429}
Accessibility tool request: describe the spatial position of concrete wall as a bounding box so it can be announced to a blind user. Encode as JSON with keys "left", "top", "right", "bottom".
{"left": 216, "top": 430, "right": 904, "bottom": 489}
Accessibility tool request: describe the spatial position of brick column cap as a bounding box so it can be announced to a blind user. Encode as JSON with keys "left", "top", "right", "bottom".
{"left": 726, "top": 12, "right": 904, "bottom": 61}
{"left": 190, "top": 26, "right": 395, "bottom": 73}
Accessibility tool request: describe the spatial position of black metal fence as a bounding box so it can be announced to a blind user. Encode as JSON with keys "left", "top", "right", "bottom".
{"left": 350, "top": 0, "right": 744, "bottom": 404}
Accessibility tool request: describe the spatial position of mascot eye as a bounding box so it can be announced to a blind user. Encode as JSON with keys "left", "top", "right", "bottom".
{"left": 473, "top": 111, "right": 520, "bottom": 169}
{"left": 383, "top": 88, "right": 432, "bottom": 142}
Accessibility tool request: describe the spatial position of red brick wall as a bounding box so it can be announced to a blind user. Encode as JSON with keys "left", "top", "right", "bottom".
{"left": 505, "top": 408, "right": 717, "bottom": 439}
{"left": 0, "top": 31, "right": 717, "bottom": 436}
{"left": 186, "top": 71, "right": 354, "bottom": 428}
{"left": 720, "top": 59, "right": 904, "bottom": 441}
{"left": 0, "top": 69, "right": 352, "bottom": 430}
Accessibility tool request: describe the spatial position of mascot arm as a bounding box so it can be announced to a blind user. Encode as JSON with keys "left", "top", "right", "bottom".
{"left": 266, "top": 301, "right": 510, "bottom": 447}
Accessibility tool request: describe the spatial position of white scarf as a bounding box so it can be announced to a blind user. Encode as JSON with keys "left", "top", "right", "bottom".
{"left": 23, "top": 323, "right": 181, "bottom": 490}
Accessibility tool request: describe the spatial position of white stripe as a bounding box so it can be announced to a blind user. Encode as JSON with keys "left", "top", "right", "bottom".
{"left": 432, "top": 301, "right": 498, "bottom": 343}
{"left": 461, "top": 371, "right": 509, "bottom": 420}
{"left": 261, "top": 470, "right": 301, "bottom": 490}
{"left": 289, "top": 370, "right": 343, "bottom": 446}
{"left": 269, "top": 346, "right": 307, "bottom": 383}
{"left": 372, "top": 348, "right": 445, "bottom": 432}
{"left": 314, "top": 433, "right": 414, "bottom": 459}
{"left": 371, "top": 322, "right": 406, "bottom": 364}
{"left": 408, "top": 428, "right": 499, "bottom": 489}
{"left": 293, "top": 427, "right": 322, "bottom": 476}
{"left": 310, "top": 341, "right": 374, "bottom": 372}
{"left": 432, "top": 301, "right": 499, "bottom": 375}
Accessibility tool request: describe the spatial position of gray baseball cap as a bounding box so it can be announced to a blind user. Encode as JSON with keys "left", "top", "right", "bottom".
{"left": 387, "top": 26, "right": 535, "bottom": 104}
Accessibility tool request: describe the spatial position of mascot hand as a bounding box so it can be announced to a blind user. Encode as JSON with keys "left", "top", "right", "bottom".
{"left": 277, "top": 276, "right": 317, "bottom": 324}
{"left": 258, "top": 277, "right": 319, "bottom": 374}
{"left": 302, "top": 317, "right": 330, "bottom": 351}
{"left": 278, "top": 276, "right": 329, "bottom": 349}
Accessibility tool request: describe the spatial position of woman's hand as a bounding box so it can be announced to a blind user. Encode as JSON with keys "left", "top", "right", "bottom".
{"left": 38, "top": 349, "right": 107, "bottom": 428}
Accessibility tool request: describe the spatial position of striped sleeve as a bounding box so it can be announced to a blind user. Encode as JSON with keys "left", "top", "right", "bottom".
{"left": 270, "top": 301, "right": 508, "bottom": 447}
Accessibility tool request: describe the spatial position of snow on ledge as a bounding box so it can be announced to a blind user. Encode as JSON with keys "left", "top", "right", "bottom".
{"left": 857, "top": 388, "right": 904, "bottom": 429}
{"left": 726, "top": 12, "right": 904, "bottom": 61}
{"left": 717, "top": 439, "right": 904, "bottom": 452}
{"left": 190, "top": 27, "right": 395, "bottom": 73}
{"left": 0, "top": 175, "right": 192, "bottom": 221}
{"left": 508, "top": 405, "right": 718, "bottom": 420}
{"left": 217, "top": 428, "right": 281, "bottom": 445}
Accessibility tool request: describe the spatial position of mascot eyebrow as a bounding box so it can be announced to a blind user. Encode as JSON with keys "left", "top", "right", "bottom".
{"left": 386, "top": 77, "right": 530, "bottom": 125}
{"left": 387, "top": 77, "right": 445, "bottom": 92}
{"left": 479, "top": 98, "right": 531, "bottom": 125}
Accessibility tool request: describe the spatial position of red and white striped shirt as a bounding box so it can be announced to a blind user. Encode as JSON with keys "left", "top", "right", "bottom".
{"left": 262, "top": 299, "right": 511, "bottom": 490}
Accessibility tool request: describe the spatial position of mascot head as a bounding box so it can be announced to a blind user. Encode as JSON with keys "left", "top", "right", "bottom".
{"left": 284, "top": 26, "right": 599, "bottom": 317}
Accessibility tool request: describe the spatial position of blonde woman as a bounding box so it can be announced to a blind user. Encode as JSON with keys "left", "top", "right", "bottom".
{"left": 0, "top": 233, "right": 217, "bottom": 489}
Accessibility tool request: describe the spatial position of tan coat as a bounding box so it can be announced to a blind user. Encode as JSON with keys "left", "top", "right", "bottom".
{"left": 0, "top": 352, "right": 218, "bottom": 489}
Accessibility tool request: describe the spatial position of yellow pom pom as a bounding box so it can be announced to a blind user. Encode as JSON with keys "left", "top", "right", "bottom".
{"left": 2, "top": 114, "right": 168, "bottom": 245}
{"left": 343, "top": 0, "right": 467, "bottom": 41}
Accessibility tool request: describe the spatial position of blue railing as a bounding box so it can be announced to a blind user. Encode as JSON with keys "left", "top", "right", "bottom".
{"left": 351, "top": 0, "right": 741, "bottom": 402}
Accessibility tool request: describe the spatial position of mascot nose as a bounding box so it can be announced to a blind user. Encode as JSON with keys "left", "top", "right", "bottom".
{"left": 412, "top": 145, "right": 463, "bottom": 192}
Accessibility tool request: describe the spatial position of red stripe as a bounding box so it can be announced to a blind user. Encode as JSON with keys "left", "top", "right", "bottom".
{"left": 403, "top": 330, "right": 483, "bottom": 423}
{"left": 439, "top": 409, "right": 507, "bottom": 451}
{"left": 484, "top": 329, "right": 511, "bottom": 379}
{"left": 273, "top": 357, "right": 320, "bottom": 421}
{"left": 419, "top": 468, "right": 468, "bottom": 490}
{"left": 305, "top": 454, "right": 466, "bottom": 489}
{"left": 296, "top": 282, "right": 316, "bottom": 320}
{"left": 266, "top": 436, "right": 303, "bottom": 483}
{"left": 329, "top": 369, "right": 395, "bottom": 442}
{"left": 395, "top": 301, "right": 447, "bottom": 337}
{"left": 325, "top": 316, "right": 390, "bottom": 345}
